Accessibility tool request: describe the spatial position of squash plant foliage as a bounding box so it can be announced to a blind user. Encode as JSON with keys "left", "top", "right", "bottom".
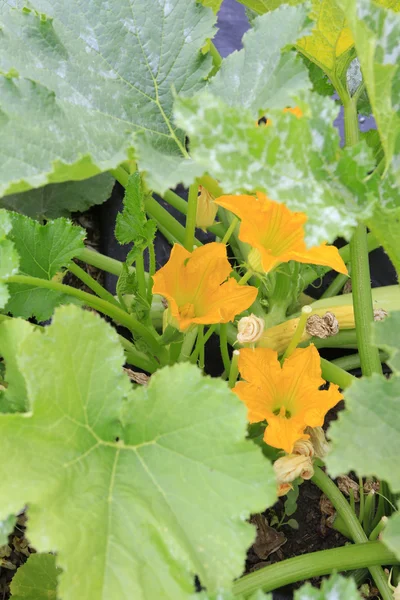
{"left": 0, "top": 0, "right": 400, "bottom": 599}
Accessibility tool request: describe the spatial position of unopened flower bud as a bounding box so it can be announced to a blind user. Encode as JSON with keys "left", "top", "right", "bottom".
{"left": 196, "top": 185, "right": 218, "bottom": 231}
{"left": 237, "top": 314, "right": 265, "bottom": 344}
{"left": 293, "top": 439, "right": 315, "bottom": 458}
{"left": 306, "top": 426, "right": 330, "bottom": 459}
{"left": 274, "top": 454, "right": 314, "bottom": 484}
{"left": 277, "top": 482, "right": 293, "bottom": 497}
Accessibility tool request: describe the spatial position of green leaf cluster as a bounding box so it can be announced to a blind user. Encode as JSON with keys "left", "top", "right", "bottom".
{"left": 0, "top": 305, "right": 276, "bottom": 599}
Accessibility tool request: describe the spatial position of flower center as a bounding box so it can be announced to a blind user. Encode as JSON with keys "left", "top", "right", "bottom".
{"left": 273, "top": 405, "right": 292, "bottom": 419}
{"left": 179, "top": 302, "right": 196, "bottom": 319}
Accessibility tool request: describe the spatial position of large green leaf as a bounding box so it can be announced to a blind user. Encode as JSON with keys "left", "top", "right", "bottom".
{"left": 174, "top": 90, "right": 375, "bottom": 245}
{"left": 208, "top": 5, "right": 311, "bottom": 114}
{"left": 236, "top": 0, "right": 302, "bottom": 12}
{"left": 199, "top": 0, "right": 223, "bottom": 12}
{"left": 10, "top": 554, "right": 60, "bottom": 600}
{"left": 336, "top": 0, "right": 400, "bottom": 174}
{"left": 0, "top": 174, "right": 115, "bottom": 220}
{"left": 294, "top": 572, "right": 361, "bottom": 599}
{"left": 4, "top": 213, "right": 85, "bottom": 321}
{"left": 365, "top": 169, "right": 400, "bottom": 276}
{"left": 0, "top": 1, "right": 215, "bottom": 196}
{"left": 0, "top": 305, "right": 276, "bottom": 600}
{"left": 382, "top": 511, "right": 400, "bottom": 561}
{"left": 326, "top": 312, "right": 400, "bottom": 494}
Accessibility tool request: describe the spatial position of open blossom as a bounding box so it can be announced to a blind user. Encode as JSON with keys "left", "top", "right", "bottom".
{"left": 152, "top": 242, "right": 258, "bottom": 332}
{"left": 233, "top": 345, "right": 342, "bottom": 453}
{"left": 214, "top": 193, "right": 348, "bottom": 275}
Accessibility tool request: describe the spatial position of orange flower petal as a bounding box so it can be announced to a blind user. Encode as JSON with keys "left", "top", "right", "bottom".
{"left": 214, "top": 193, "right": 348, "bottom": 275}
{"left": 234, "top": 345, "right": 343, "bottom": 453}
{"left": 153, "top": 242, "right": 257, "bottom": 331}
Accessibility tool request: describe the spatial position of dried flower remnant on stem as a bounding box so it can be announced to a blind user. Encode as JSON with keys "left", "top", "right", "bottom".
{"left": 274, "top": 453, "right": 314, "bottom": 484}
{"left": 374, "top": 308, "right": 388, "bottom": 321}
{"left": 306, "top": 312, "right": 339, "bottom": 338}
{"left": 305, "top": 426, "right": 330, "bottom": 459}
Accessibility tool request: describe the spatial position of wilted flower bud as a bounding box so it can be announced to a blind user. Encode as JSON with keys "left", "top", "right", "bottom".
{"left": 306, "top": 312, "right": 339, "bottom": 338}
{"left": 274, "top": 454, "right": 314, "bottom": 484}
{"left": 293, "top": 439, "right": 315, "bottom": 458}
{"left": 277, "top": 482, "right": 293, "bottom": 497}
{"left": 196, "top": 185, "right": 218, "bottom": 231}
{"left": 306, "top": 426, "right": 330, "bottom": 459}
{"left": 237, "top": 314, "right": 265, "bottom": 344}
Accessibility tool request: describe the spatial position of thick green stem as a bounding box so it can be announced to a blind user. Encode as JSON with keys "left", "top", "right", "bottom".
{"left": 135, "top": 252, "right": 147, "bottom": 305}
{"left": 179, "top": 328, "right": 198, "bottom": 362}
{"left": 282, "top": 306, "right": 312, "bottom": 360}
{"left": 184, "top": 182, "right": 199, "bottom": 251}
{"left": 233, "top": 541, "right": 397, "bottom": 597}
{"left": 219, "top": 323, "right": 231, "bottom": 375}
{"left": 77, "top": 247, "right": 126, "bottom": 277}
{"left": 320, "top": 272, "right": 349, "bottom": 299}
{"left": 7, "top": 274, "right": 167, "bottom": 364}
{"left": 145, "top": 196, "right": 200, "bottom": 248}
{"left": 320, "top": 358, "right": 356, "bottom": 389}
{"left": 344, "top": 98, "right": 382, "bottom": 377}
{"left": 68, "top": 261, "right": 122, "bottom": 309}
{"left": 350, "top": 225, "right": 383, "bottom": 376}
{"left": 331, "top": 351, "right": 388, "bottom": 372}
{"left": 312, "top": 467, "right": 393, "bottom": 600}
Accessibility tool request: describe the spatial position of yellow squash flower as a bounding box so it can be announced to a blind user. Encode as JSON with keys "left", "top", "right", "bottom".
{"left": 214, "top": 192, "right": 348, "bottom": 275}
{"left": 152, "top": 242, "right": 258, "bottom": 331}
{"left": 233, "top": 345, "right": 342, "bottom": 454}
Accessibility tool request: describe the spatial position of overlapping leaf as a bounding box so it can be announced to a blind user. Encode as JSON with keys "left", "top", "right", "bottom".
{"left": 208, "top": 5, "right": 311, "bottom": 114}
{"left": 5, "top": 213, "right": 85, "bottom": 320}
{"left": 337, "top": 0, "right": 400, "bottom": 174}
{"left": 0, "top": 305, "right": 276, "bottom": 600}
{"left": 10, "top": 554, "right": 60, "bottom": 600}
{"left": 174, "top": 90, "right": 375, "bottom": 245}
{"left": 0, "top": 174, "right": 115, "bottom": 220}
{"left": 0, "top": 209, "right": 19, "bottom": 308}
{"left": 294, "top": 572, "right": 361, "bottom": 599}
{"left": 0, "top": 514, "right": 15, "bottom": 546}
{"left": 115, "top": 172, "right": 156, "bottom": 264}
{"left": 0, "top": 319, "right": 34, "bottom": 413}
{"left": 0, "top": 1, "right": 215, "bottom": 196}
{"left": 326, "top": 311, "right": 400, "bottom": 495}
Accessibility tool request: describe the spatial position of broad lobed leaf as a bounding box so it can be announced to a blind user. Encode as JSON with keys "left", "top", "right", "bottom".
{"left": 0, "top": 209, "right": 19, "bottom": 308}
{"left": 0, "top": 174, "right": 115, "bottom": 220}
{"left": 0, "top": 0, "right": 215, "bottom": 196}
{"left": 174, "top": 90, "right": 376, "bottom": 246}
{"left": 208, "top": 5, "right": 311, "bottom": 114}
{"left": 10, "top": 554, "right": 61, "bottom": 600}
{"left": 4, "top": 213, "right": 85, "bottom": 321}
{"left": 293, "top": 572, "right": 361, "bottom": 599}
{"left": 0, "top": 305, "right": 276, "bottom": 600}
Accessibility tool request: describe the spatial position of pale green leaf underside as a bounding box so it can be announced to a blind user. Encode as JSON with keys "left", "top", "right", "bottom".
{"left": 294, "top": 572, "right": 361, "bottom": 599}
{"left": 382, "top": 511, "right": 400, "bottom": 561}
{"left": 337, "top": 0, "right": 400, "bottom": 176}
{"left": 5, "top": 213, "right": 85, "bottom": 321}
{"left": 0, "top": 319, "right": 34, "bottom": 413}
{"left": 208, "top": 5, "right": 311, "bottom": 114}
{"left": 174, "top": 91, "right": 375, "bottom": 245}
{"left": 373, "top": 311, "right": 400, "bottom": 373}
{"left": 0, "top": 174, "right": 115, "bottom": 220}
{"left": 10, "top": 554, "right": 60, "bottom": 600}
{"left": 236, "top": 0, "right": 303, "bottom": 13}
{"left": 0, "top": 1, "right": 215, "bottom": 196}
{"left": 0, "top": 305, "right": 276, "bottom": 600}
{"left": 326, "top": 373, "right": 400, "bottom": 494}
{"left": 0, "top": 514, "right": 16, "bottom": 546}
{"left": 0, "top": 209, "right": 19, "bottom": 307}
